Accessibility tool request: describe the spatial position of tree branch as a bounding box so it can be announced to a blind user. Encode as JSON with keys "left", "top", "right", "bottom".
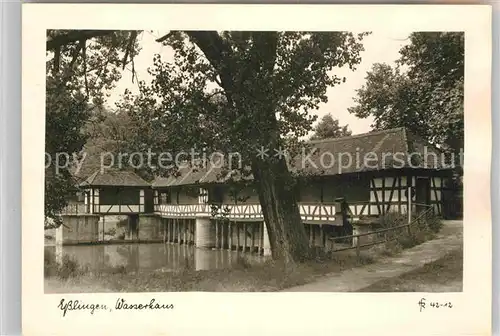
{"left": 47, "top": 30, "right": 116, "bottom": 51}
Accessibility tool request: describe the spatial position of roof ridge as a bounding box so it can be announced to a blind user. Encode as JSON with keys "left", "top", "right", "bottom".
{"left": 307, "top": 127, "right": 406, "bottom": 144}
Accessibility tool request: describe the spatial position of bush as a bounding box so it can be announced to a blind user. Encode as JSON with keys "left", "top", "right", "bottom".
{"left": 375, "top": 211, "right": 442, "bottom": 255}
{"left": 104, "top": 227, "right": 117, "bottom": 237}
{"left": 378, "top": 212, "right": 407, "bottom": 229}
{"left": 234, "top": 254, "right": 252, "bottom": 269}
{"left": 58, "top": 255, "right": 81, "bottom": 280}
{"left": 381, "top": 240, "right": 403, "bottom": 256}
{"left": 44, "top": 249, "right": 86, "bottom": 280}
{"left": 44, "top": 249, "right": 58, "bottom": 278}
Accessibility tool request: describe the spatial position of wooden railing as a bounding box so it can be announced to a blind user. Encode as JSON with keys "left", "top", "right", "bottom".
{"left": 328, "top": 204, "right": 436, "bottom": 256}
{"left": 154, "top": 202, "right": 338, "bottom": 223}
{"left": 60, "top": 203, "right": 88, "bottom": 215}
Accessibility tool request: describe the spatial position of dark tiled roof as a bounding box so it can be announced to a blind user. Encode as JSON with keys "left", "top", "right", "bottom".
{"left": 152, "top": 127, "right": 449, "bottom": 188}
{"left": 292, "top": 127, "right": 446, "bottom": 175}
{"left": 80, "top": 169, "right": 150, "bottom": 187}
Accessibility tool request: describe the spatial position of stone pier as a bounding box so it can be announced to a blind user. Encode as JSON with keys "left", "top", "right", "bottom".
{"left": 195, "top": 217, "right": 215, "bottom": 248}
{"left": 58, "top": 214, "right": 101, "bottom": 244}
{"left": 138, "top": 214, "right": 162, "bottom": 240}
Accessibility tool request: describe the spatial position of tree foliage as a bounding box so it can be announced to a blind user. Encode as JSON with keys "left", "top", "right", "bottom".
{"left": 45, "top": 30, "right": 140, "bottom": 226}
{"left": 348, "top": 32, "right": 464, "bottom": 155}
{"left": 118, "top": 31, "right": 369, "bottom": 262}
{"left": 310, "top": 113, "right": 352, "bottom": 140}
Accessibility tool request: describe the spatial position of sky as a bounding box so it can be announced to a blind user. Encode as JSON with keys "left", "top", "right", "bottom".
{"left": 108, "top": 30, "right": 413, "bottom": 135}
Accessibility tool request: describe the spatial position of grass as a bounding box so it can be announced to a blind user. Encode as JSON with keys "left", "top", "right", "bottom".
{"left": 45, "top": 250, "right": 375, "bottom": 293}
{"left": 357, "top": 246, "right": 463, "bottom": 292}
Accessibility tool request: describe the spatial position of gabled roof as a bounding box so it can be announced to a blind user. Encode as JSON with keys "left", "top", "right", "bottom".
{"left": 80, "top": 169, "right": 150, "bottom": 188}
{"left": 292, "top": 127, "right": 446, "bottom": 175}
{"left": 152, "top": 127, "right": 451, "bottom": 188}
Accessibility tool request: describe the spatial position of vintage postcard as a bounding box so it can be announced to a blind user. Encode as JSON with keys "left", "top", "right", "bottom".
{"left": 22, "top": 4, "right": 491, "bottom": 335}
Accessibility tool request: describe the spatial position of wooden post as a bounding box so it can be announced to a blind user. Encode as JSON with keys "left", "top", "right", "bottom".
{"left": 257, "top": 222, "right": 262, "bottom": 255}
{"left": 220, "top": 221, "right": 224, "bottom": 250}
{"left": 320, "top": 225, "right": 325, "bottom": 251}
{"left": 169, "top": 220, "right": 173, "bottom": 243}
{"left": 251, "top": 223, "right": 256, "bottom": 253}
{"left": 243, "top": 223, "right": 247, "bottom": 252}
{"left": 191, "top": 220, "right": 194, "bottom": 244}
{"left": 176, "top": 219, "right": 179, "bottom": 243}
{"left": 215, "top": 220, "right": 219, "bottom": 249}
{"left": 178, "top": 219, "right": 182, "bottom": 243}
{"left": 309, "top": 225, "right": 313, "bottom": 247}
{"left": 237, "top": 222, "right": 241, "bottom": 251}
{"left": 356, "top": 234, "right": 361, "bottom": 259}
{"left": 229, "top": 222, "right": 233, "bottom": 250}
{"left": 163, "top": 219, "right": 166, "bottom": 244}
{"left": 183, "top": 221, "right": 187, "bottom": 245}
{"left": 407, "top": 186, "right": 412, "bottom": 235}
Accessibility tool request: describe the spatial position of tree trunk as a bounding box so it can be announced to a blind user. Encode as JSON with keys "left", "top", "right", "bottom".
{"left": 251, "top": 157, "right": 310, "bottom": 263}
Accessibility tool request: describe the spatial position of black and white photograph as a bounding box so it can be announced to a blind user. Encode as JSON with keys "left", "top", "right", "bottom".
{"left": 22, "top": 4, "right": 491, "bottom": 335}
{"left": 43, "top": 27, "right": 465, "bottom": 294}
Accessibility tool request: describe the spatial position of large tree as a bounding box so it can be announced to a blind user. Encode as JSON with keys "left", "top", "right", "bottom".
{"left": 348, "top": 32, "right": 464, "bottom": 157}
{"left": 310, "top": 113, "right": 352, "bottom": 140}
{"left": 119, "top": 31, "right": 369, "bottom": 263}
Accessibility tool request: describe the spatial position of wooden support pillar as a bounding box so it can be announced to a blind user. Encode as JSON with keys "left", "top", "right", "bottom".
{"left": 102, "top": 216, "right": 106, "bottom": 241}
{"left": 183, "top": 221, "right": 187, "bottom": 244}
{"left": 309, "top": 225, "right": 313, "bottom": 247}
{"left": 257, "top": 222, "right": 262, "bottom": 255}
{"left": 228, "top": 222, "right": 233, "bottom": 250}
{"left": 320, "top": 225, "right": 325, "bottom": 250}
{"left": 237, "top": 223, "right": 241, "bottom": 251}
{"left": 215, "top": 220, "right": 219, "bottom": 249}
{"left": 221, "top": 221, "right": 224, "bottom": 249}
{"left": 243, "top": 223, "right": 247, "bottom": 252}
{"left": 176, "top": 219, "right": 179, "bottom": 243}
{"left": 250, "top": 223, "right": 257, "bottom": 253}
{"left": 169, "top": 220, "right": 173, "bottom": 243}
{"left": 178, "top": 219, "right": 182, "bottom": 243}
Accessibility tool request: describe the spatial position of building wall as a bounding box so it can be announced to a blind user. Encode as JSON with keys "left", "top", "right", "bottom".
{"left": 152, "top": 171, "right": 447, "bottom": 217}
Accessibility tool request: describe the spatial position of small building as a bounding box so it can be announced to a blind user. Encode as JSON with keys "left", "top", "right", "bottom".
{"left": 79, "top": 169, "right": 152, "bottom": 215}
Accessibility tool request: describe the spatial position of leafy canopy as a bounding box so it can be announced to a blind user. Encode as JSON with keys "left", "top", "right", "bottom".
{"left": 120, "top": 31, "right": 370, "bottom": 176}
{"left": 348, "top": 32, "right": 464, "bottom": 154}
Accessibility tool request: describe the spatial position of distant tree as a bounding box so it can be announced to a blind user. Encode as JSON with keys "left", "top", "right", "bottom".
{"left": 348, "top": 32, "right": 464, "bottom": 157}
{"left": 310, "top": 113, "right": 352, "bottom": 140}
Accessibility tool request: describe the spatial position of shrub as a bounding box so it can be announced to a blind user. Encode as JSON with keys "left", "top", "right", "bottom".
{"left": 44, "top": 249, "right": 58, "bottom": 278}
{"left": 234, "top": 254, "right": 252, "bottom": 269}
{"left": 378, "top": 212, "right": 407, "bottom": 229}
{"left": 104, "top": 227, "right": 117, "bottom": 237}
{"left": 425, "top": 214, "right": 443, "bottom": 233}
{"left": 44, "top": 249, "right": 86, "bottom": 280}
{"left": 58, "top": 255, "right": 81, "bottom": 280}
{"left": 381, "top": 240, "right": 403, "bottom": 257}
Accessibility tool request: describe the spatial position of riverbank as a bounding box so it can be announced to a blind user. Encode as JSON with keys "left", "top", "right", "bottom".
{"left": 45, "top": 252, "right": 376, "bottom": 293}
{"left": 45, "top": 218, "right": 461, "bottom": 293}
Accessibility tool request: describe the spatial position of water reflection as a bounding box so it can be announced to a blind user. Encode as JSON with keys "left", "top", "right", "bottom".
{"left": 45, "top": 243, "right": 266, "bottom": 273}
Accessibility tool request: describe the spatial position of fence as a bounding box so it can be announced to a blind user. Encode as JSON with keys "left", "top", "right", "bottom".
{"left": 60, "top": 203, "right": 88, "bottom": 215}
{"left": 328, "top": 205, "right": 435, "bottom": 257}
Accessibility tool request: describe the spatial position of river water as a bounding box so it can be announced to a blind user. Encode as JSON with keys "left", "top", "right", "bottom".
{"left": 45, "top": 243, "right": 267, "bottom": 273}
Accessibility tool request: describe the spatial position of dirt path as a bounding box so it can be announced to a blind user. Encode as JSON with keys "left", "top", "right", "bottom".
{"left": 283, "top": 220, "right": 463, "bottom": 292}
